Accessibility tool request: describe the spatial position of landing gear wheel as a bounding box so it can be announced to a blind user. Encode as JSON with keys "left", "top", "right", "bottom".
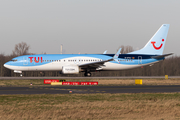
{"left": 20, "top": 73, "right": 23, "bottom": 77}
{"left": 84, "top": 72, "right": 91, "bottom": 77}
{"left": 87, "top": 72, "right": 91, "bottom": 77}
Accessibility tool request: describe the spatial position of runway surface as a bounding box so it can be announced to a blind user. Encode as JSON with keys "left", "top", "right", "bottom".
{"left": 0, "top": 85, "right": 180, "bottom": 94}
{"left": 0, "top": 76, "right": 180, "bottom": 80}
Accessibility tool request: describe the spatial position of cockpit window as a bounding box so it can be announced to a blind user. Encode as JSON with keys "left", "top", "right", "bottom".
{"left": 11, "top": 59, "right": 17, "bottom": 62}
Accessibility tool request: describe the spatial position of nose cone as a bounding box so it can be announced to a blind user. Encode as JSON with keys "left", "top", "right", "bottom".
{"left": 4, "top": 63, "right": 7, "bottom": 68}
{"left": 4, "top": 62, "right": 12, "bottom": 69}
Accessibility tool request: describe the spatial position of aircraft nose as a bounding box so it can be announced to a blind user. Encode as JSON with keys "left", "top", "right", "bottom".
{"left": 4, "top": 62, "right": 11, "bottom": 69}
{"left": 4, "top": 63, "right": 8, "bottom": 68}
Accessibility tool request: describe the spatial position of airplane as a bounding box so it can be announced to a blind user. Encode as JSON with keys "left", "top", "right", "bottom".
{"left": 4, "top": 24, "right": 173, "bottom": 77}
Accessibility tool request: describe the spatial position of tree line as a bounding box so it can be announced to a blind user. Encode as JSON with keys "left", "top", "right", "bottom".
{"left": 0, "top": 42, "right": 179, "bottom": 77}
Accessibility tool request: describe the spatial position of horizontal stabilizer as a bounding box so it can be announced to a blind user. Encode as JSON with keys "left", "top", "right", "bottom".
{"left": 151, "top": 53, "right": 173, "bottom": 59}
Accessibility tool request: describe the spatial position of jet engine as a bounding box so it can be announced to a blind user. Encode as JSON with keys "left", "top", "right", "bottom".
{"left": 62, "top": 66, "right": 79, "bottom": 74}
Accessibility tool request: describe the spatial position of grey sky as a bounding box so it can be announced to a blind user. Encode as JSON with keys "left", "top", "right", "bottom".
{"left": 0, "top": 0, "right": 179, "bottom": 55}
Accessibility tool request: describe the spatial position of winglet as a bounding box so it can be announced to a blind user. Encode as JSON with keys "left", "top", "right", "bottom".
{"left": 103, "top": 50, "right": 108, "bottom": 54}
{"left": 113, "top": 48, "right": 121, "bottom": 59}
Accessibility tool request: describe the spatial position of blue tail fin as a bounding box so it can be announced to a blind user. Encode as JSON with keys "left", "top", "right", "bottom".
{"left": 129, "top": 24, "right": 170, "bottom": 55}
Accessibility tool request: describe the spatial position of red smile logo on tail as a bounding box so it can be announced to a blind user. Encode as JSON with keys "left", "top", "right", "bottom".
{"left": 151, "top": 39, "right": 164, "bottom": 50}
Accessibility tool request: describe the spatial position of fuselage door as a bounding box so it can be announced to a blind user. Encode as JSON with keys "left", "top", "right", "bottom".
{"left": 23, "top": 57, "right": 28, "bottom": 65}
{"left": 138, "top": 56, "right": 142, "bottom": 65}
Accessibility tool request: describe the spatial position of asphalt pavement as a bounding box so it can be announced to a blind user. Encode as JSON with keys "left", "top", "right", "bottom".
{"left": 0, "top": 76, "right": 180, "bottom": 80}
{"left": 0, "top": 85, "right": 180, "bottom": 94}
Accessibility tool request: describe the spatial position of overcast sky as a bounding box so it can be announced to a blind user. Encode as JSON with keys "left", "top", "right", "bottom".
{"left": 0, "top": 0, "right": 179, "bottom": 55}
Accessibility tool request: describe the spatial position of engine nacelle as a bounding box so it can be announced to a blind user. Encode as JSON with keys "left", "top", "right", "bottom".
{"left": 14, "top": 70, "right": 22, "bottom": 73}
{"left": 62, "top": 66, "right": 79, "bottom": 74}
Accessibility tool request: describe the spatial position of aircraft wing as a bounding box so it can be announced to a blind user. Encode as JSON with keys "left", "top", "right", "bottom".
{"left": 79, "top": 59, "right": 113, "bottom": 69}
{"left": 79, "top": 48, "right": 121, "bottom": 70}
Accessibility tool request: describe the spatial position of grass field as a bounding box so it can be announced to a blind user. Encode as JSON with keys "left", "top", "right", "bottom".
{"left": 0, "top": 78, "right": 180, "bottom": 86}
{"left": 0, "top": 93, "right": 180, "bottom": 120}
{"left": 1, "top": 78, "right": 180, "bottom": 120}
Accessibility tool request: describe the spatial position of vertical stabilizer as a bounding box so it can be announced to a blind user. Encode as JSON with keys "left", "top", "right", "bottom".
{"left": 129, "top": 24, "right": 169, "bottom": 55}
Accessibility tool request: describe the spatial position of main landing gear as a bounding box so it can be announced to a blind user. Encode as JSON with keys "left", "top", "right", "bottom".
{"left": 84, "top": 72, "right": 91, "bottom": 77}
{"left": 20, "top": 73, "right": 23, "bottom": 77}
